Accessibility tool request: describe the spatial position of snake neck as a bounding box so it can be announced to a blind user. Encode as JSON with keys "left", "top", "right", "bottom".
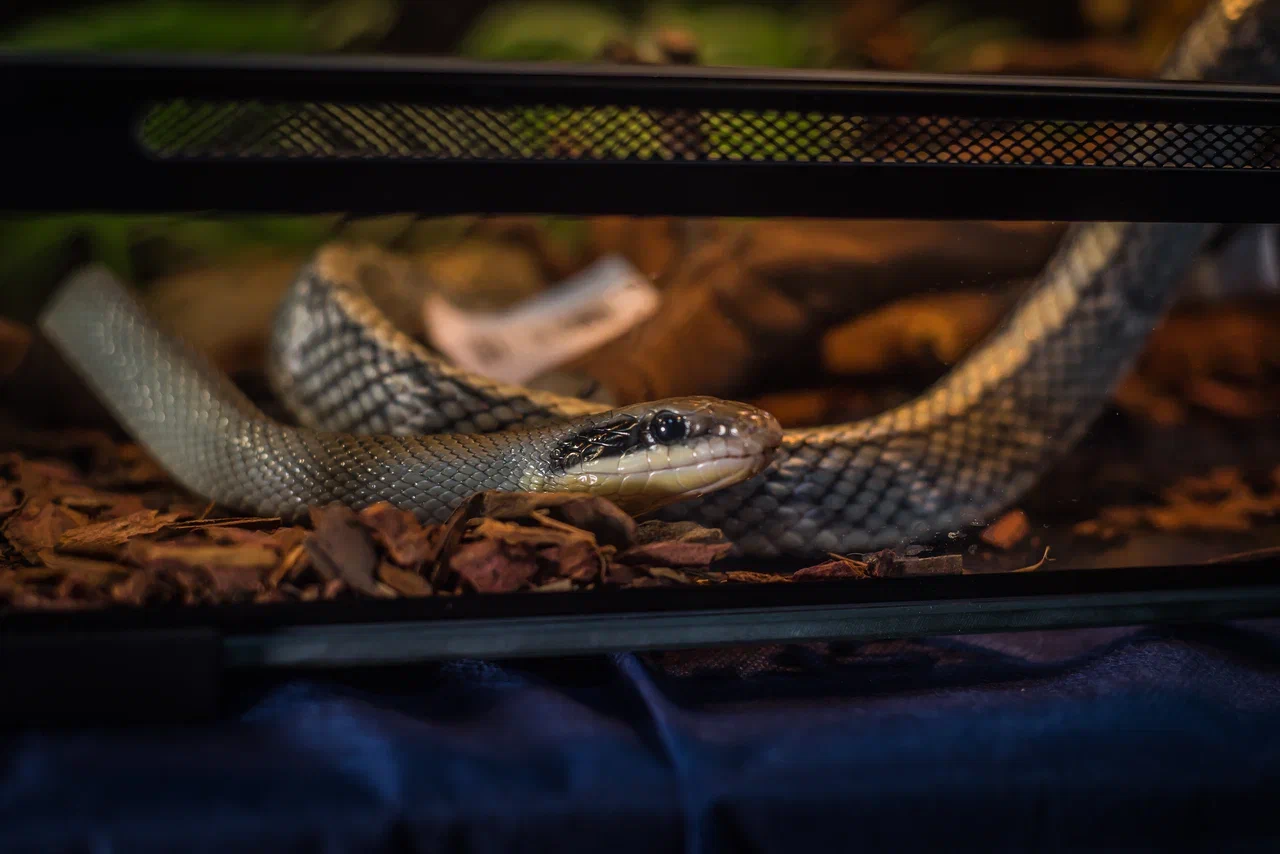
{"left": 39, "top": 267, "right": 565, "bottom": 522}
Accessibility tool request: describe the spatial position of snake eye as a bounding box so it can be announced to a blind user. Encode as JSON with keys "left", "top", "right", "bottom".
{"left": 649, "top": 410, "right": 687, "bottom": 444}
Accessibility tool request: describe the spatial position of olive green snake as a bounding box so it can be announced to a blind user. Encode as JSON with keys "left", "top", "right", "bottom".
{"left": 37, "top": 0, "right": 1280, "bottom": 560}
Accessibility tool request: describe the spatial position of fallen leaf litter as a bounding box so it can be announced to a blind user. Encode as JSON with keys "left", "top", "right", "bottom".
{"left": 0, "top": 424, "right": 1096, "bottom": 612}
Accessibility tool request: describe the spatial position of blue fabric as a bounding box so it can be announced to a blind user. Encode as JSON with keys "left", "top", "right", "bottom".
{"left": 3, "top": 620, "right": 1280, "bottom": 853}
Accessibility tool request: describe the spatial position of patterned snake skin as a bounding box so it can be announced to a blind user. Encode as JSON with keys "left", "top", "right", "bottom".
{"left": 266, "top": 0, "right": 1280, "bottom": 560}
{"left": 39, "top": 268, "right": 782, "bottom": 523}
{"left": 36, "top": 0, "right": 1280, "bottom": 561}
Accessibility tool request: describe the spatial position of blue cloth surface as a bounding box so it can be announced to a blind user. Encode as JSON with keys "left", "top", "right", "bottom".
{"left": 3, "top": 620, "right": 1280, "bottom": 853}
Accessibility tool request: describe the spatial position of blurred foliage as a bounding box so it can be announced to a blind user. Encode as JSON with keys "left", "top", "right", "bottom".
{"left": 1, "top": 0, "right": 398, "bottom": 52}
{"left": 457, "top": 1, "right": 630, "bottom": 61}
{"left": 0, "top": 0, "right": 1180, "bottom": 322}
{"left": 458, "top": 1, "right": 834, "bottom": 67}
{"left": 639, "top": 3, "right": 829, "bottom": 67}
{"left": 0, "top": 0, "right": 397, "bottom": 319}
{"left": 898, "top": 1, "right": 1026, "bottom": 71}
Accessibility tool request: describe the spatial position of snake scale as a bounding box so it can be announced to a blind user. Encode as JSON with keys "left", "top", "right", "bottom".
{"left": 39, "top": 0, "right": 1280, "bottom": 561}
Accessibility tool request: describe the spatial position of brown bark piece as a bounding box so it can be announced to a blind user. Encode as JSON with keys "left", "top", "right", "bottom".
{"left": 377, "top": 561, "right": 433, "bottom": 597}
{"left": 358, "top": 501, "right": 445, "bottom": 569}
{"left": 56, "top": 510, "right": 184, "bottom": 557}
{"left": 304, "top": 504, "right": 381, "bottom": 596}
{"left": 450, "top": 538, "right": 539, "bottom": 593}
{"left": 980, "top": 510, "right": 1030, "bottom": 551}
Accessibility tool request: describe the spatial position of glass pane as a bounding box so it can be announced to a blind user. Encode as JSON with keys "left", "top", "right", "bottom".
{"left": 2, "top": 0, "right": 1279, "bottom": 617}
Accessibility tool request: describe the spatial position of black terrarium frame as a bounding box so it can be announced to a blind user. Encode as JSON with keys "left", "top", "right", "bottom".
{"left": 3, "top": 52, "right": 1280, "bottom": 722}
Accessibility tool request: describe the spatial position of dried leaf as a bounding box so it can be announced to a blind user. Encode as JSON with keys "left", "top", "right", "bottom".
{"left": 450, "top": 538, "right": 538, "bottom": 593}
{"left": 633, "top": 519, "right": 728, "bottom": 546}
{"left": 616, "top": 538, "right": 733, "bottom": 567}
{"left": 56, "top": 510, "right": 184, "bottom": 557}
{"left": 128, "top": 539, "right": 278, "bottom": 575}
{"left": 432, "top": 493, "right": 487, "bottom": 585}
{"left": 865, "top": 550, "right": 903, "bottom": 578}
{"left": 724, "top": 570, "right": 791, "bottom": 584}
{"left": 793, "top": 560, "right": 871, "bottom": 581}
{"left": 980, "top": 510, "right": 1029, "bottom": 550}
{"left": 34, "top": 549, "right": 131, "bottom": 579}
{"left": 358, "top": 502, "right": 445, "bottom": 568}
{"left": 377, "top": 561, "right": 433, "bottom": 597}
{"left": 471, "top": 517, "right": 581, "bottom": 547}
{"left": 532, "top": 577, "right": 575, "bottom": 593}
{"left": 4, "top": 500, "right": 87, "bottom": 561}
{"left": 646, "top": 566, "right": 693, "bottom": 585}
{"left": 268, "top": 543, "right": 308, "bottom": 587}
{"left": 305, "top": 503, "right": 381, "bottom": 596}
{"left": 483, "top": 491, "right": 636, "bottom": 549}
{"left": 538, "top": 538, "right": 602, "bottom": 582}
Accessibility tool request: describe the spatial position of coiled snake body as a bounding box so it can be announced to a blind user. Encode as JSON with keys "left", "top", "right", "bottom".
{"left": 39, "top": 0, "right": 1280, "bottom": 560}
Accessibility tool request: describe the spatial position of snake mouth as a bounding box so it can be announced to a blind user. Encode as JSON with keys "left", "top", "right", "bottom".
{"left": 557, "top": 437, "right": 781, "bottom": 516}
{"left": 538, "top": 395, "right": 783, "bottom": 514}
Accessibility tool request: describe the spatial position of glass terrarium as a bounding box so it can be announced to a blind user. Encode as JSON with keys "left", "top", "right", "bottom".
{"left": 2, "top": 0, "right": 1280, "bottom": 717}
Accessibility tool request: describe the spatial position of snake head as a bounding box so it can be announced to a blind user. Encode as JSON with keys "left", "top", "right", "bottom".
{"left": 544, "top": 396, "right": 783, "bottom": 515}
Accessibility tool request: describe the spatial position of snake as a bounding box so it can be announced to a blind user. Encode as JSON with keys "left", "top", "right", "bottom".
{"left": 38, "top": 0, "right": 1280, "bottom": 562}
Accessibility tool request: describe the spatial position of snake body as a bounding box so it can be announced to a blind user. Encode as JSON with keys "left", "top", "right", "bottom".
{"left": 40, "top": 268, "right": 782, "bottom": 523}
{"left": 38, "top": 0, "right": 1280, "bottom": 561}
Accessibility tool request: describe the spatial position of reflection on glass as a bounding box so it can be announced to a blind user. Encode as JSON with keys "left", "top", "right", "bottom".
{"left": 3, "top": 210, "right": 1279, "bottom": 609}
{"left": 2, "top": 0, "right": 1279, "bottom": 611}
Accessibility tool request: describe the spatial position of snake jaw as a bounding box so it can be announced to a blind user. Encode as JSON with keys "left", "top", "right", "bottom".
{"left": 543, "top": 396, "right": 783, "bottom": 514}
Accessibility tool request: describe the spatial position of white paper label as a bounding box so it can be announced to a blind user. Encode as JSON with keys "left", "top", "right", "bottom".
{"left": 422, "top": 254, "right": 660, "bottom": 385}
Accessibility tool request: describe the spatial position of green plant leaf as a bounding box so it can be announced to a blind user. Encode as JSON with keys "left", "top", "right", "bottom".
{"left": 641, "top": 3, "right": 822, "bottom": 68}
{"left": 0, "top": 0, "right": 396, "bottom": 53}
{"left": 457, "top": 1, "right": 629, "bottom": 61}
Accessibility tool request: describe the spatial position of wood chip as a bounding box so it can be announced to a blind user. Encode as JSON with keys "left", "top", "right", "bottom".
{"left": 616, "top": 521, "right": 733, "bottom": 567}
{"left": 723, "top": 570, "right": 792, "bottom": 584}
{"left": 304, "top": 503, "right": 382, "bottom": 596}
{"left": 646, "top": 566, "right": 693, "bottom": 585}
{"left": 483, "top": 491, "right": 637, "bottom": 549}
{"left": 34, "top": 549, "right": 132, "bottom": 579}
{"left": 431, "top": 492, "right": 486, "bottom": 586}
{"left": 376, "top": 561, "right": 433, "bottom": 597}
{"left": 980, "top": 510, "right": 1030, "bottom": 550}
{"left": 268, "top": 543, "right": 308, "bottom": 587}
{"left": 358, "top": 502, "right": 445, "bottom": 569}
{"left": 4, "top": 500, "right": 88, "bottom": 562}
{"left": 56, "top": 509, "right": 184, "bottom": 557}
{"left": 450, "top": 538, "right": 538, "bottom": 593}
{"left": 127, "top": 540, "right": 279, "bottom": 575}
{"left": 538, "top": 538, "right": 602, "bottom": 583}
{"left": 793, "top": 559, "right": 870, "bottom": 581}
{"left": 533, "top": 577, "right": 575, "bottom": 593}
